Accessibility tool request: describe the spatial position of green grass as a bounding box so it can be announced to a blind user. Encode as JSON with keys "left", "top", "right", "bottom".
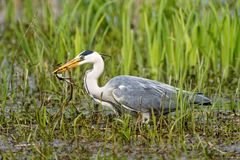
{"left": 0, "top": 0, "right": 240, "bottom": 159}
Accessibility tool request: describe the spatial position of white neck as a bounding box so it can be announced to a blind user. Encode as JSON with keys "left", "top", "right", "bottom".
{"left": 84, "top": 57, "right": 104, "bottom": 98}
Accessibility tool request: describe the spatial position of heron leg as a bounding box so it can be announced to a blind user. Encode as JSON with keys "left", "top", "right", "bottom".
{"left": 93, "top": 102, "right": 100, "bottom": 114}
{"left": 142, "top": 112, "right": 150, "bottom": 123}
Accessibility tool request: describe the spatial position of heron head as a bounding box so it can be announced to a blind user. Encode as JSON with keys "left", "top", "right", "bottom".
{"left": 53, "top": 50, "right": 102, "bottom": 74}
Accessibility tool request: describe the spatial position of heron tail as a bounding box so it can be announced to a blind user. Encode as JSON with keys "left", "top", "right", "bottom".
{"left": 192, "top": 93, "right": 212, "bottom": 105}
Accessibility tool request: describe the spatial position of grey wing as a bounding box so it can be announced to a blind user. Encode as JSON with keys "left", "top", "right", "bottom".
{"left": 110, "top": 77, "right": 178, "bottom": 114}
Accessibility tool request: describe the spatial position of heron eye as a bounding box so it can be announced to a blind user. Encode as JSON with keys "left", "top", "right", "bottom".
{"left": 80, "top": 56, "right": 85, "bottom": 60}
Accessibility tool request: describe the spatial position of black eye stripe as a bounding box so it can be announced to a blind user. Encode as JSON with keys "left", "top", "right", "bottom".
{"left": 80, "top": 50, "right": 94, "bottom": 56}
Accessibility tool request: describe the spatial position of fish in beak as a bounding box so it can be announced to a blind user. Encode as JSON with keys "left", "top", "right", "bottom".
{"left": 53, "top": 58, "right": 80, "bottom": 74}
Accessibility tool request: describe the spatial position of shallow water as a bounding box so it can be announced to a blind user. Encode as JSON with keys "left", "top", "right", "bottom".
{"left": 0, "top": 98, "right": 239, "bottom": 159}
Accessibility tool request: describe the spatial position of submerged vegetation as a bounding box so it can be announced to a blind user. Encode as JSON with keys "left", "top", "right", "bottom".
{"left": 0, "top": 0, "right": 239, "bottom": 159}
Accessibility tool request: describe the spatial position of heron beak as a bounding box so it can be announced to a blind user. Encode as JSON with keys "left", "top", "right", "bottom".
{"left": 53, "top": 58, "right": 80, "bottom": 74}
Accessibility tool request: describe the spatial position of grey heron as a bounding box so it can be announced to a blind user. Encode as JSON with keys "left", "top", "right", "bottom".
{"left": 53, "top": 50, "right": 211, "bottom": 122}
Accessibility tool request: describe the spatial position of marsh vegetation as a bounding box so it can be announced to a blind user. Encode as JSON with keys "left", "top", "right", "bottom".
{"left": 0, "top": 0, "right": 239, "bottom": 159}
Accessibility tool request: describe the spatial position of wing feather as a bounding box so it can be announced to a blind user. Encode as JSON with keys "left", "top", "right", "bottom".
{"left": 105, "top": 75, "right": 210, "bottom": 114}
{"left": 109, "top": 76, "right": 177, "bottom": 114}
